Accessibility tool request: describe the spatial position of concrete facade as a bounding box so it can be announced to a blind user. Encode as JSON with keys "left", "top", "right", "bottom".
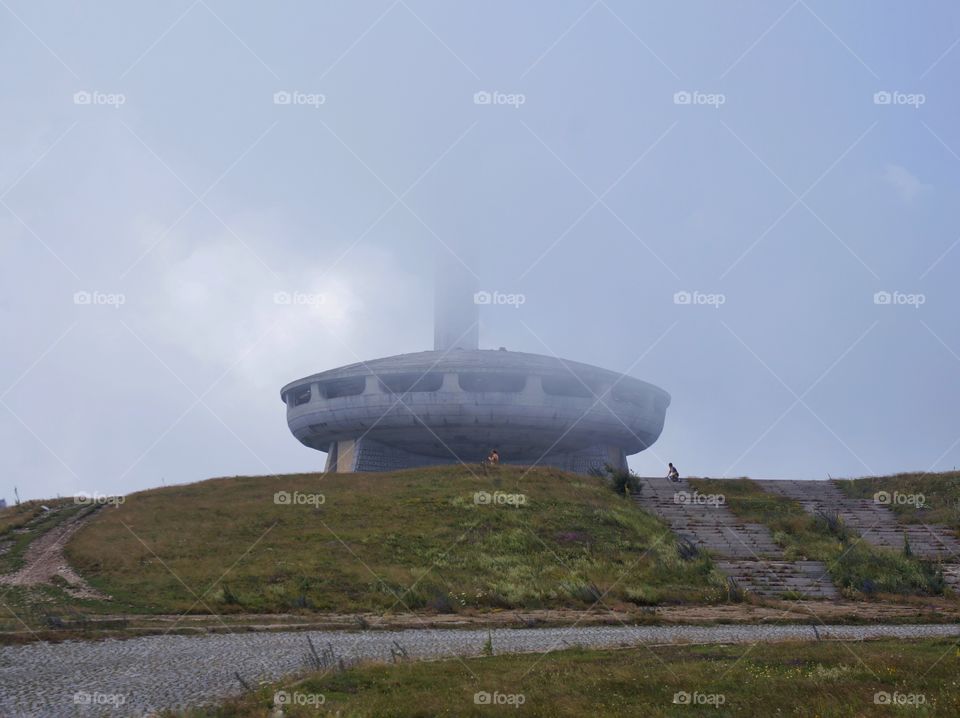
{"left": 324, "top": 437, "right": 627, "bottom": 474}
{"left": 282, "top": 349, "right": 670, "bottom": 474}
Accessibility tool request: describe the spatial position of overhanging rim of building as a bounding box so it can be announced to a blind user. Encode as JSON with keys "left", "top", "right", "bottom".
{"left": 280, "top": 349, "right": 671, "bottom": 405}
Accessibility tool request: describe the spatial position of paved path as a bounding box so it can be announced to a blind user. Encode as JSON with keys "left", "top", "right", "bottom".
{"left": 3, "top": 623, "right": 959, "bottom": 716}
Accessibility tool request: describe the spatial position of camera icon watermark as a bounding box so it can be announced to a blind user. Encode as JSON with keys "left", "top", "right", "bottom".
{"left": 73, "top": 691, "right": 126, "bottom": 707}
{"left": 73, "top": 290, "right": 126, "bottom": 309}
{"left": 474, "top": 490, "right": 527, "bottom": 507}
{"left": 274, "top": 491, "right": 325, "bottom": 507}
{"left": 474, "top": 691, "right": 526, "bottom": 706}
{"left": 674, "top": 491, "right": 725, "bottom": 507}
{"left": 473, "top": 90, "right": 526, "bottom": 108}
{"left": 474, "top": 290, "right": 526, "bottom": 309}
{"left": 873, "top": 90, "right": 925, "bottom": 108}
{"left": 673, "top": 290, "right": 725, "bottom": 309}
{"left": 273, "top": 290, "right": 328, "bottom": 307}
{"left": 73, "top": 90, "right": 126, "bottom": 108}
{"left": 873, "top": 290, "right": 925, "bottom": 308}
{"left": 75, "top": 492, "right": 125, "bottom": 508}
{"left": 874, "top": 691, "right": 926, "bottom": 706}
{"left": 273, "top": 90, "right": 326, "bottom": 108}
{"left": 274, "top": 690, "right": 326, "bottom": 706}
{"left": 672, "top": 690, "right": 726, "bottom": 706}
{"left": 874, "top": 490, "right": 925, "bottom": 508}
{"left": 673, "top": 90, "right": 726, "bottom": 108}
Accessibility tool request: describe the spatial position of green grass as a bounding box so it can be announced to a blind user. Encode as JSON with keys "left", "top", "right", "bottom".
{"left": 0, "top": 502, "right": 42, "bottom": 536}
{"left": 64, "top": 466, "right": 728, "bottom": 615}
{"left": 171, "top": 639, "right": 960, "bottom": 717}
{"left": 690, "top": 478, "right": 944, "bottom": 598}
{"left": 835, "top": 471, "right": 960, "bottom": 530}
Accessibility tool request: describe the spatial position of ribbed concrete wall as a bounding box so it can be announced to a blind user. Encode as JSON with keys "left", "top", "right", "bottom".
{"left": 284, "top": 350, "right": 670, "bottom": 474}
{"left": 325, "top": 438, "right": 626, "bottom": 474}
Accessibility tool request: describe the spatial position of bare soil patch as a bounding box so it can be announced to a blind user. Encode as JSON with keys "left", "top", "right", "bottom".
{"left": 0, "top": 506, "right": 109, "bottom": 601}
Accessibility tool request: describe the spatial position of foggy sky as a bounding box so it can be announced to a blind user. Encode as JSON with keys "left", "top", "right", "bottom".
{"left": 3, "top": 1, "right": 960, "bottom": 501}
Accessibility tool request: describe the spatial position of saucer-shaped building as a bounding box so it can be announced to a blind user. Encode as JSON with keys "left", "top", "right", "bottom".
{"left": 281, "top": 263, "right": 670, "bottom": 474}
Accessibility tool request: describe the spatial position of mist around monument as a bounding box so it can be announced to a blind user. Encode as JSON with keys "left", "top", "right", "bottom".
{"left": 4, "top": 2, "right": 960, "bottom": 717}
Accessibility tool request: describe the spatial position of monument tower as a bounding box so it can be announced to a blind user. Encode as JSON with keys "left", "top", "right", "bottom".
{"left": 281, "top": 254, "right": 670, "bottom": 474}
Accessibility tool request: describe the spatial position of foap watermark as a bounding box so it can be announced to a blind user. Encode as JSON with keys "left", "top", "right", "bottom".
{"left": 274, "top": 691, "right": 326, "bottom": 707}
{"left": 674, "top": 490, "right": 725, "bottom": 508}
{"left": 874, "top": 491, "right": 926, "bottom": 508}
{"left": 874, "top": 290, "right": 925, "bottom": 308}
{"left": 274, "top": 290, "right": 327, "bottom": 307}
{"left": 274, "top": 491, "right": 325, "bottom": 507}
{"left": 273, "top": 90, "right": 326, "bottom": 108}
{"left": 474, "top": 691, "right": 526, "bottom": 707}
{"left": 75, "top": 492, "right": 125, "bottom": 508}
{"left": 73, "top": 691, "right": 126, "bottom": 707}
{"left": 674, "top": 90, "right": 725, "bottom": 108}
{"left": 73, "top": 90, "right": 126, "bottom": 108}
{"left": 873, "top": 90, "right": 925, "bottom": 109}
{"left": 474, "top": 490, "right": 527, "bottom": 507}
{"left": 673, "top": 691, "right": 726, "bottom": 706}
{"left": 874, "top": 691, "right": 926, "bottom": 707}
{"left": 473, "top": 90, "right": 525, "bottom": 108}
{"left": 74, "top": 290, "right": 126, "bottom": 309}
{"left": 474, "top": 290, "right": 526, "bottom": 309}
{"left": 674, "top": 290, "right": 725, "bottom": 309}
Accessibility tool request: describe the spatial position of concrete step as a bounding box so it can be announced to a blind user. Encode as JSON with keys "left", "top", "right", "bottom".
{"left": 943, "top": 565, "right": 960, "bottom": 592}
{"left": 716, "top": 560, "right": 840, "bottom": 599}
{"left": 633, "top": 477, "right": 959, "bottom": 600}
{"left": 632, "top": 477, "right": 784, "bottom": 560}
{"left": 632, "top": 478, "right": 841, "bottom": 598}
{"left": 755, "top": 479, "right": 960, "bottom": 560}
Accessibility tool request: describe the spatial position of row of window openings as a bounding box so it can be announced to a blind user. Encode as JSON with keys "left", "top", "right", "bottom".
{"left": 290, "top": 373, "right": 652, "bottom": 407}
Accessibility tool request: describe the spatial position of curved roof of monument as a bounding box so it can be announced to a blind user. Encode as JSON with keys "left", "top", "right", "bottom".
{"left": 280, "top": 349, "right": 670, "bottom": 401}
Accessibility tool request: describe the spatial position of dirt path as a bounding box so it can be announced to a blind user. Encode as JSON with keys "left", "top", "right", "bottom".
{"left": 0, "top": 506, "right": 109, "bottom": 601}
{"left": 5, "top": 599, "right": 957, "bottom": 646}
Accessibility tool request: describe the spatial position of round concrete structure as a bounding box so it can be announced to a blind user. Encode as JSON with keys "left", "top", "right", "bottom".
{"left": 281, "top": 349, "right": 670, "bottom": 474}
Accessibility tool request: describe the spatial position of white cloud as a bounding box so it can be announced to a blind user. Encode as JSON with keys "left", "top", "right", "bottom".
{"left": 133, "top": 219, "right": 430, "bottom": 391}
{"left": 882, "top": 164, "right": 931, "bottom": 203}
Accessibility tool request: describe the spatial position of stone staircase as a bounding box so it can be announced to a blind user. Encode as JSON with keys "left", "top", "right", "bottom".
{"left": 755, "top": 479, "right": 960, "bottom": 590}
{"left": 714, "top": 560, "right": 837, "bottom": 598}
{"left": 633, "top": 477, "right": 839, "bottom": 599}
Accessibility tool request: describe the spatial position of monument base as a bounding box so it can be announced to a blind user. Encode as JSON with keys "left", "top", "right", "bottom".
{"left": 324, "top": 438, "right": 627, "bottom": 475}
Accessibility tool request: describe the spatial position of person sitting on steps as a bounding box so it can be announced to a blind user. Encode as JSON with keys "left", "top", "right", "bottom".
{"left": 667, "top": 462, "right": 680, "bottom": 482}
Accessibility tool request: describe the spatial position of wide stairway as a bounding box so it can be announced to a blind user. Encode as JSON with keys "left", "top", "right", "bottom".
{"left": 756, "top": 479, "right": 960, "bottom": 590}
{"left": 633, "top": 477, "right": 839, "bottom": 599}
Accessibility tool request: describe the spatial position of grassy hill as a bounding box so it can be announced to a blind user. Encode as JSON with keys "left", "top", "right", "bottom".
{"left": 64, "top": 466, "right": 727, "bottom": 614}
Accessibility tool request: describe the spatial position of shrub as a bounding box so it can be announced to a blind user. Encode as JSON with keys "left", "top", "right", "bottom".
{"left": 832, "top": 544, "right": 943, "bottom": 596}
{"left": 676, "top": 536, "right": 701, "bottom": 561}
{"left": 596, "top": 464, "right": 641, "bottom": 496}
{"left": 726, "top": 577, "right": 747, "bottom": 603}
{"left": 815, "top": 511, "right": 850, "bottom": 542}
